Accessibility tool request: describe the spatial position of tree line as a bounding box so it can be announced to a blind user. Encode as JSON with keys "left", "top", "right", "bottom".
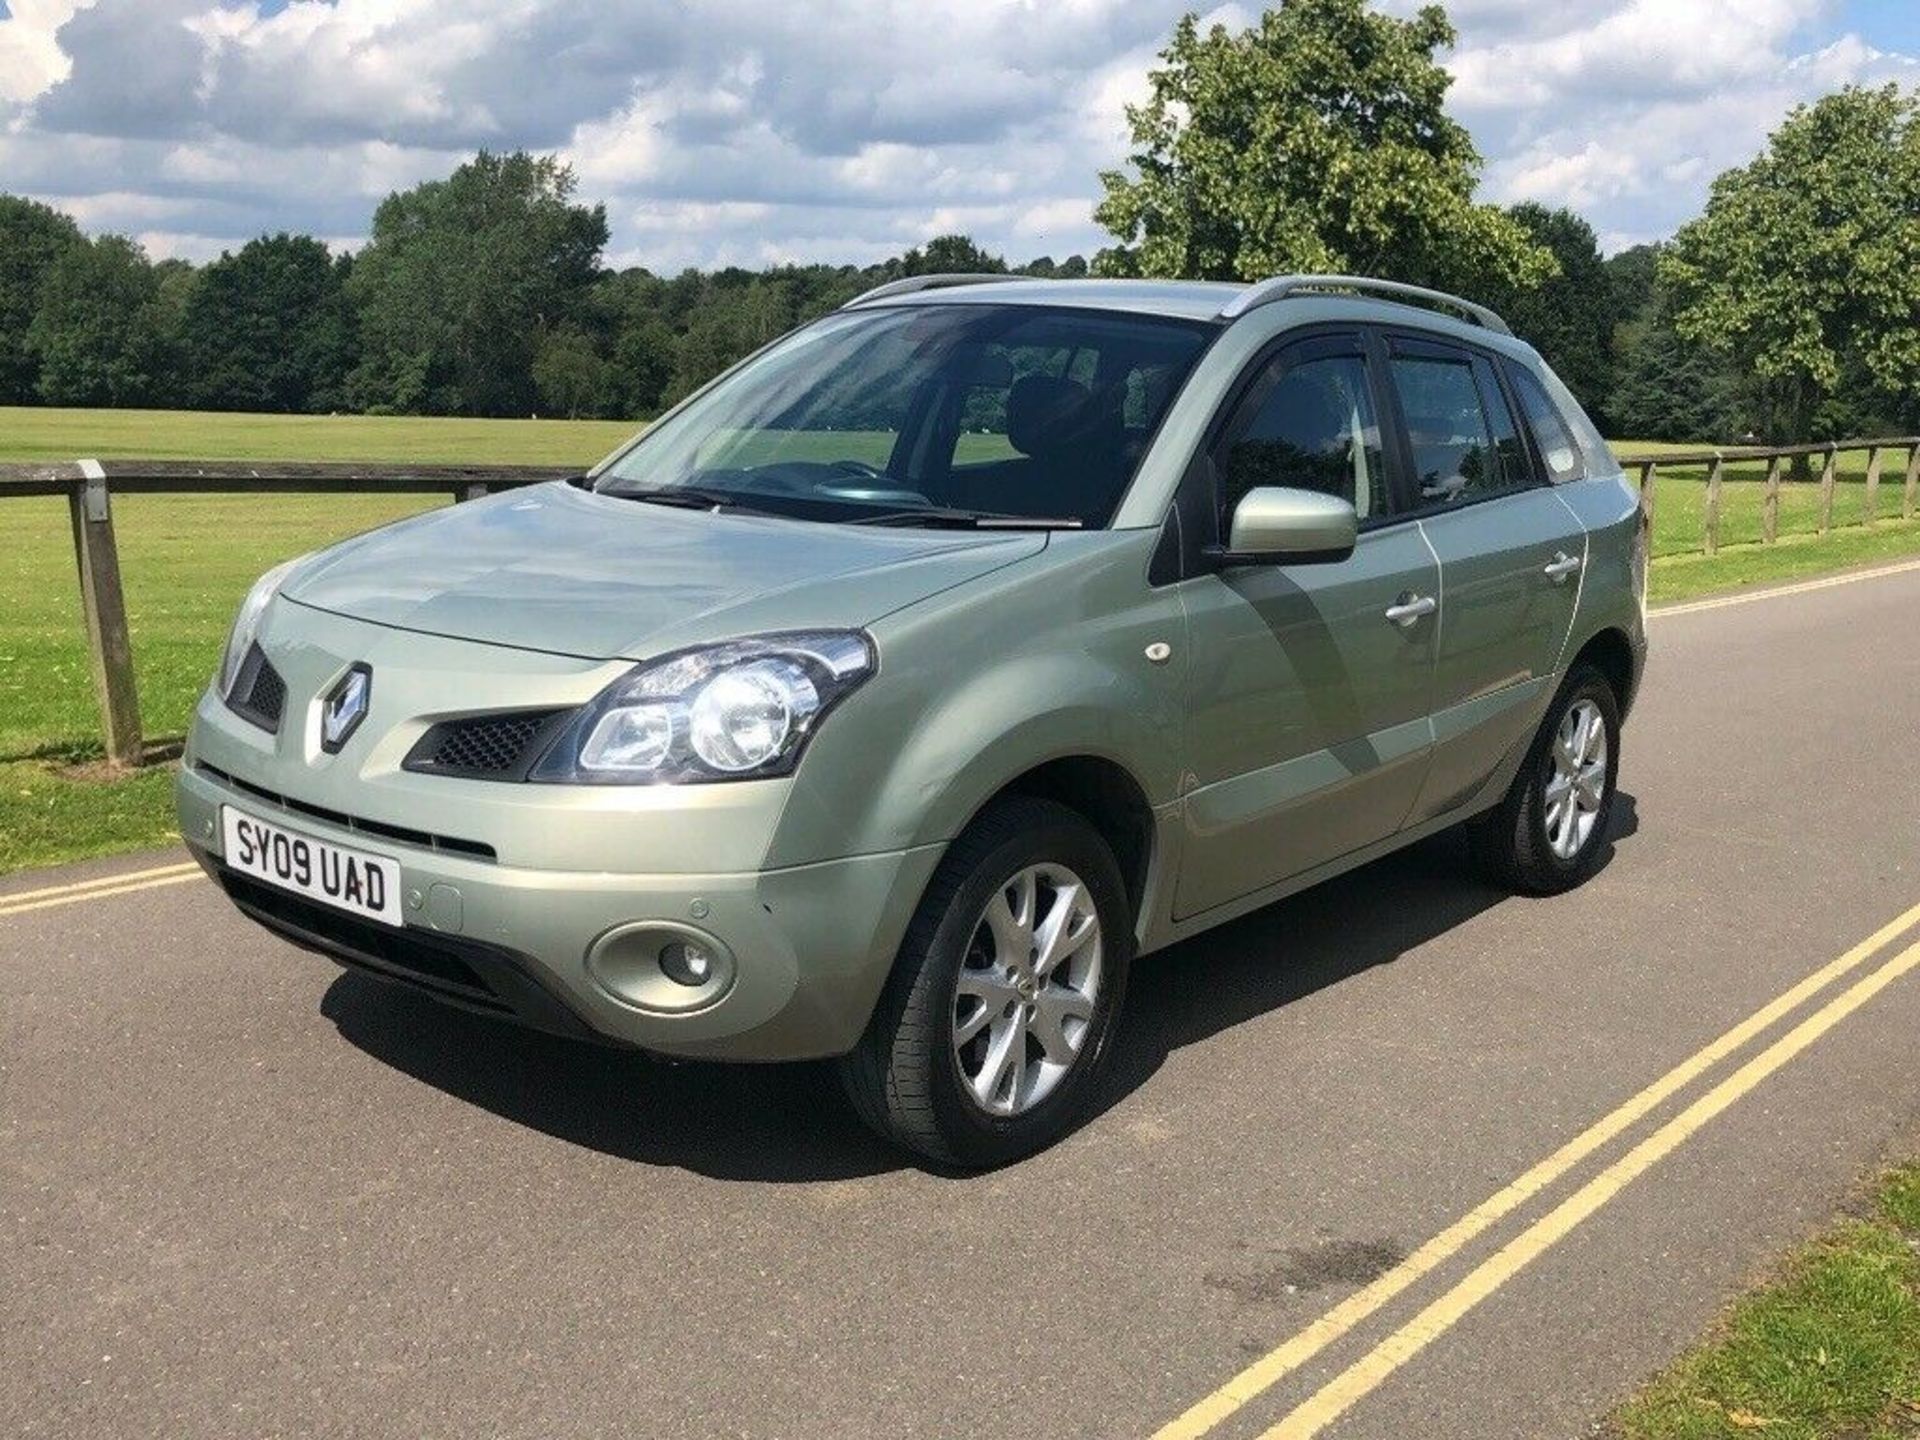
{"left": 2, "top": 0, "right": 1914, "bottom": 444}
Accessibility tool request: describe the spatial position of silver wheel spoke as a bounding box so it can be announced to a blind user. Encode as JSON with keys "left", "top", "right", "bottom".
{"left": 973, "top": 1020, "right": 1026, "bottom": 1111}
{"left": 1034, "top": 887, "right": 1094, "bottom": 978}
{"left": 1030, "top": 987, "right": 1094, "bottom": 1066}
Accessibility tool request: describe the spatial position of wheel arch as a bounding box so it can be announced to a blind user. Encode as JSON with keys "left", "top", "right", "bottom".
{"left": 1567, "top": 625, "right": 1640, "bottom": 718}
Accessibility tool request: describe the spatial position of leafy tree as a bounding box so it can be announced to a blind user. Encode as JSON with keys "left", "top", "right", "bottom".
{"left": 1661, "top": 84, "right": 1920, "bottom": 447}
{"left": 608, "top": 316, "right": 679, "bottom": 417}
{"left": 183, "top": 235, "right": 355, "bottom": 412}
{"left": 1483, "top": 204, "right": 1616, "bottom": 425}
{"left": 0, "top": 195, "right": 86, "bottom": 403}
{"left": 531, "top": 328, "right": 606, "bottom": 418}
{"left": 1094, "top": 0, "right": 1553, "bottom": 294}
{"left": 896, "top": 234, "right": 1006, "bottom": 276}
{"left": 26, "top": 235, "right": 175, "bottom": 407}
{"left": 347, "top": 151, "right": 608, "bottom": 415}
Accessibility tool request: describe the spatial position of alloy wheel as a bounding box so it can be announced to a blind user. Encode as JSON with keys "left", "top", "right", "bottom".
{"left": 951, "top": 863, "right": 1103, "bottom": 1117}
{"left": 1544, "top": 697, "right": 1608, "bottom": 861}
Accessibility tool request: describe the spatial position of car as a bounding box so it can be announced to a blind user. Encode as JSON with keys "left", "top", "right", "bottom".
{"left": 178, "top": 272, "right": 1648, "bottom": 1167}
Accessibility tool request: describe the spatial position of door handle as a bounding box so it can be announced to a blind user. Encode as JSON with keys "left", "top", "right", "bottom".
{"left": 1384, "top": 593, "right": 1437, "bottom": 627}
{"left": 1543, "top": 551, "right": 1583, "bottom": 582}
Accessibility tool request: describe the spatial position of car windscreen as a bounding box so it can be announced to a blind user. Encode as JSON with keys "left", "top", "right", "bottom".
{"left": 594, "top": 304, "right": 1216, "bottom": 528}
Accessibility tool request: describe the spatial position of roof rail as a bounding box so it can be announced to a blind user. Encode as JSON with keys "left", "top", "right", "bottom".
{"left": 841, "top": 272, "right": 1036, "bottom": 308}
{"left": 1219, "top": 274, "right": 1511, "bottom": 334}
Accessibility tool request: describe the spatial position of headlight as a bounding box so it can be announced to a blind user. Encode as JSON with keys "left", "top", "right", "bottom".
{"left": 530, "top": 631, "right": 876, "bottom": 784}
{"left": 216, "top": 559, "right": 300, "bottom": 700}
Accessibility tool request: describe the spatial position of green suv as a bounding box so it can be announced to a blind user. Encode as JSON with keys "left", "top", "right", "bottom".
{"left": 179, "top": 274, "right": 1647, "bottom": 1166}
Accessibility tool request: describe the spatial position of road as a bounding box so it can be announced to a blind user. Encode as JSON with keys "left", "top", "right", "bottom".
{"left": 6, "top": 562, "right": 1920, "bottom": 1440}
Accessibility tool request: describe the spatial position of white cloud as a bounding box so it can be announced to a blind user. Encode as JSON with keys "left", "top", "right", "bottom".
{"left": 0, "top": 0, "right": 1914, "bottom": 266}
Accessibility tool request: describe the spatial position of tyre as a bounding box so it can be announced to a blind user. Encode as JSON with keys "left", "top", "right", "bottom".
{"left": 838, "top": 796, "right": 1133, "bottom": 1167}
{"left": 1469, "top": 664, "right": 1621, "bottom": 895}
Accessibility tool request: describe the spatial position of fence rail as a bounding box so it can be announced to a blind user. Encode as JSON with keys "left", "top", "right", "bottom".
{"left": 4, "top": 440, "right": 1920, "bottom": 768}
{"left": 0, "top": 460, "right": 574, "bottom": 767}
{"left": 1614, "top": 437, "right": 1920, "bottom": 557}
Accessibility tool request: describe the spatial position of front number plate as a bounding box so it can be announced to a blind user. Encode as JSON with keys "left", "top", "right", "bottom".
{"left": 220, "top": 805, "right": 403, "bottom": 927}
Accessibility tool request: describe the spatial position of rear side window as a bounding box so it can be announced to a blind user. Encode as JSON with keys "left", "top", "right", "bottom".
{"left": 1217, "top": 350, "right": 1387, "bottom": 521}
{"left": 1508, "top": 365, "right": 1585, "bottom": 483}
{"left": 1386, "top": 351, "right": 1526, "bottom": 505}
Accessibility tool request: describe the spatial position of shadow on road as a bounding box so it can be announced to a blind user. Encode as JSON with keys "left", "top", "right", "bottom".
{"left": 323, "top": 792, "right": 1637, "bottom": 1183}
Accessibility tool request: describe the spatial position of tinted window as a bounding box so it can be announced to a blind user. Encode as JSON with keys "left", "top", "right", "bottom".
{"left": 1509, "top": 365, "right": 1585, "bottom": 483}
{"left": 1388, "top": 352, "right": 1524, "bottom": 505}
{"left": 1219, "top": 352, "right": 1387, "bottom": 521}
{"left": 1473, "top": 356, "right": 1531, "bottom": 488}
{"left": 597, "top": 305, "right": 1213, "bottom": 528}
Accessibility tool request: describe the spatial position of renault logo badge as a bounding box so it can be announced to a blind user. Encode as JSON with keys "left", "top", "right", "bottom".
{"left": 320, "top": 665, "right": 371, "bottom": 753}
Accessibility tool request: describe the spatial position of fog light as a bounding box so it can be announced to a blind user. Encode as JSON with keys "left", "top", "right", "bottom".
{"left": 659, "top": 940, "right": 714, "bottom": 987}
{"left": 586, "top": 922, "right": 736, "bottom": 1014}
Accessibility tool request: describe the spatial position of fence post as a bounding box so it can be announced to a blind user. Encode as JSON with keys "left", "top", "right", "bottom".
{"left": 66, "top": 460, "right": 144, "bottom": 767}
{"left": 1703, "top": 452, "right": 1724, "bottom": 556}
{"left": 1863, "top": 445, "right": 1883, "bottom": 526}
{"left": 1763, "top": 454, "right": 1783, "bottom": 544}
{"left": 1906, "top": 443, "right": 1919, "bottom": 521}
{"left": 1638, "top": 460, "right": 1658, "bottom": 538}
{"left": 1818, "top": 445, "right": 1837, "bottom": 535}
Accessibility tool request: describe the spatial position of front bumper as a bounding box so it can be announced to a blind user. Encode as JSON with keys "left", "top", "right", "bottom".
{"left": 178, "top": 754, "right": 943, "bottom": 1062}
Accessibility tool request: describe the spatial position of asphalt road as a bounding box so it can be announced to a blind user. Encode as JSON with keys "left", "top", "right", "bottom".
{"left": 6, "top": 562, "right": 1920, "bottom": 1440}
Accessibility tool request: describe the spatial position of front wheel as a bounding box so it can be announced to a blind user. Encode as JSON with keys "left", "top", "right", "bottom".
{"left": 838, "top": 797, "right": 1132, "bottom": 1167}
{"left": 1469, "top": 665, "right": 1621, "bottom": 895}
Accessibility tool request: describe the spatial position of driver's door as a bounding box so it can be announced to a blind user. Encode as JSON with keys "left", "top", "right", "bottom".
{"left": 1173, "top": 332, "right": 1439, "bottom": 919}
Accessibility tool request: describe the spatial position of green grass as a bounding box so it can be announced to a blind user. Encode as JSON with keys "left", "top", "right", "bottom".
{"left": 1619, "top": 443, "right": 1918, "bottom": 560}
{"left": 1614, "top": 1161, "right": 1920, "bottom": 1439}
{"left": 2, "top": 408, "right": 1917, "bottom": 873}
{"left": 0, "top": 405, "right": 641, "bottom": 465}
{"left": 0, "top": 407, "right": 642, "bottom": 872}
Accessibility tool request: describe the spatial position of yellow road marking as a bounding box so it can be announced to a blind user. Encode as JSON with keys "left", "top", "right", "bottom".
{"left": 1262, "top": 931, "right": 1920, "bottom": 1439}
{"left": 0, "top": 860, "right": 198, "bottom": 907}
{"left": 1653, "top": 555, "right": 1920, "bottom": 617}
{"left": 1151, "top": 896, "right": 1920, "bottom": 1440}
{"left": 0, "top": 869, "right": 203, "bottom": 918}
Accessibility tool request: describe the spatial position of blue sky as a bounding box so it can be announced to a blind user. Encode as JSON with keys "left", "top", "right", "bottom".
{"left": 0, "top": 1, "right": 1915, "bottom": 269}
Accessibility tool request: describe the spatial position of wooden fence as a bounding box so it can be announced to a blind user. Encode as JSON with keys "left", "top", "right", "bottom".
{"left": 0, "top": 461, "right": 572, "bottom": 767}
{"left": 3, "top": 439, "right": 1919, "bottom": 768}
{"left": 1617, "top": 438, "right": 1920, "bottom": 557}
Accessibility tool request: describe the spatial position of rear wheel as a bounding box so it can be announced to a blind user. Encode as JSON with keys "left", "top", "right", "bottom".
{"left": 838, "top": 797, "right": 1132, "bottom": 1167}
{"left": 1470, "top": 665, "right": 1620, "bottom": 895}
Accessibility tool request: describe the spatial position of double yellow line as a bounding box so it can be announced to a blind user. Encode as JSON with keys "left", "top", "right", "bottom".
{"left": 1155, "top": 897, "right": 1920, "bottom": 1440}
{"left": 0, "top": 859, "right": 203, "bottom": 918}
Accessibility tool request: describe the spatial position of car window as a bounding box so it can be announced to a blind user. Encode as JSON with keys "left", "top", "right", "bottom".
{"left": 1508, "top": 365, "right": 1586, "bottom": 483}
{"left": 598, "top": 305, "right": 1213, "bottom": 528}
{"left": 1217, "top": 352, "right": 1386, "bottom": 522}
{"left": 1387, "top": 351, "right": 1525, "bottom": 506}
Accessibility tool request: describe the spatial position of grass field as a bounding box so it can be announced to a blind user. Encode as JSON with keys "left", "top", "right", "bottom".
{"left": 1615, "top": 1159, "right": 1920, "bottom": 1439}
{"left": 4, "top": 406, "right": 1918, "bottom": 872}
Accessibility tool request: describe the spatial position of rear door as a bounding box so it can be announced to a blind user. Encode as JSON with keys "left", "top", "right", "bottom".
{"left": 1379, "top": 332, "right": 1586, "bottom": 823}
{"left": 1173, "top": 330, "right": 1439, "bottom": 919}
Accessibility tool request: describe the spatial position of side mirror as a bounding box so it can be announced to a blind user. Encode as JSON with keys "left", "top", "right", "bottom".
{"left": 1214, "top": 486, "right": 1358, "bottom": 565}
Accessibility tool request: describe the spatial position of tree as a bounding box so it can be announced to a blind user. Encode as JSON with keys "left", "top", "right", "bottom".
{"left": 183, "top": 234, "right": 355, "bottom": 412}
{"left": 0, "top": 195, "right": 86, "bottom": 403}
{"left": 896, "top": 234, "right": 1006, "bottom": 276}
{"left": 1094, "top": 0, "right": 1553, "bottom": 294}
{"left": 1483, "top": 204, "right": 1617, "bottom": 425}
{"left": 26, "top": 235, "right": 175, "bottom": 407}
{"left": 531, "top": 328, "right": 606, "bottom": 418}
{"left": 1660, "top": 85, "right": 1920, "bottom": 447}
{"left": 347, "top": 151, "right": 608, "bottom": 415}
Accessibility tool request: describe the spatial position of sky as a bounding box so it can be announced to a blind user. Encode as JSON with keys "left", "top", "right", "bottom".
{"left": 0, "top": 0, "right": 1915, "bottom": 272}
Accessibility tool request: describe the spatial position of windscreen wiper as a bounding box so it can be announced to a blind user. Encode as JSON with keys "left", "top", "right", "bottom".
{"left": 847, "top": 507, "right": 1083, "bottom": 530}
{"left": 613, "top": 486, "right": 791, "bottom": 519}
